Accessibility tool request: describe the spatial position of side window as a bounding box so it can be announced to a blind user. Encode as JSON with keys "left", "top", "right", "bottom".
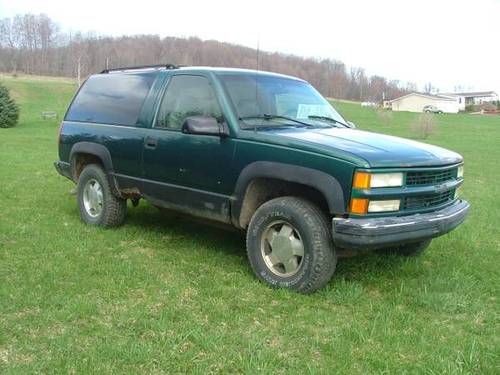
{"left": 66, "top": 73, "right": 156, "bottom": 126}
{"left": 156, "top": 75, "right": 222, "bottom": 130}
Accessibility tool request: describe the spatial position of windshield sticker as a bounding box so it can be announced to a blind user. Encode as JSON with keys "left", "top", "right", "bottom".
{"left": 296, "top": 104, "right": 332, "bottom": 119}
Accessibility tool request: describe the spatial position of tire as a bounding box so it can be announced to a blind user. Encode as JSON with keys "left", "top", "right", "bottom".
{"left": 246, "top": 197, "right": 336, "bottom": 293}
{"left": 378, "top": 239, "right": 431, "bottom": 257}
{"left": 77, "top": 164, "right": 127, "bottom": 227}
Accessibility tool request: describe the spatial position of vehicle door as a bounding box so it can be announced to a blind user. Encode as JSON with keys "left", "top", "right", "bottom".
{"left": 141, "top": 74, "right": 236, "bottom": 221}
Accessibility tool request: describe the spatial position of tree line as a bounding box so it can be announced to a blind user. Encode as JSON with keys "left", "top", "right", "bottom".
{"left": 0, "top": 13, "right": 414, "bottom": 101}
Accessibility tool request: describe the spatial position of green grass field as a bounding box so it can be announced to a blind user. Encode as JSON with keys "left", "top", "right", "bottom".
{"left": 1, "top": 75, "right": 499, "bottom": 374}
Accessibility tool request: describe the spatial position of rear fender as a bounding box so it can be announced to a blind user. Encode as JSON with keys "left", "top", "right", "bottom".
{"left": 69, "top": 142, "right": 121, "bottom": 197}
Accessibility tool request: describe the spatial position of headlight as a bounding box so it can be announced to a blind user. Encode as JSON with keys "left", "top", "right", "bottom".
{"left": 368, "top": 200, "right": 400, "bottom": 212}
{"left": 457, "top": 165, "right": 464, "bottom": 179}
{"left": 371, "top": 173, "right": 404, "bottom": 188}
{"left": 353, "top": 171, "right": 403, "bottom": 188}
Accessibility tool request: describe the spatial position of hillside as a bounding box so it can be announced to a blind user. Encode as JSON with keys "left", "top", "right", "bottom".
{"left": 0, "top": 14, "right": 410, "bottom": 102}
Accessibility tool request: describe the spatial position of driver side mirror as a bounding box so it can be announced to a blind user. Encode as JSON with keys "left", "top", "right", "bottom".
{"left": 181, "top": 116, "right": 229, "bottom": 137}
{"left": 346, "top": 121, "right": 356, "bottom": 129}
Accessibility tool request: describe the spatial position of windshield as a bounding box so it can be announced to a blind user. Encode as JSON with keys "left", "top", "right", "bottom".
{"left": 219, "top": 74, "right": 347, "bottom": 128}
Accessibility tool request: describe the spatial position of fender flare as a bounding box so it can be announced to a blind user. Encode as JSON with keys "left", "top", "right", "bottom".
{"left": 231, "top": 161, "right": 345, "bottom": 226}
{"left": 69, "top": 142, "right": 121, "bottom": 196}
{"left": 69, "top": 141, "right": 114, "bottom": 176}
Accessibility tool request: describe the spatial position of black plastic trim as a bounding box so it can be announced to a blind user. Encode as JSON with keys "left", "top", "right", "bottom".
{"left": 68, "top": 142, "right": 121, "bottom": 196}
{"left": 54, "top": 161, "right": 72, "bottom": 180}
{"left": 69, "top": 142, "right": 114, "bottom": 176}
{"left": 231, "top": 161, "right": 345, "bottom": 226}
{"left": 114, "top": 173, "right": 232, "bottom": 223}
{"left": 101, "top": 64, "right": 179, "bottom": 74}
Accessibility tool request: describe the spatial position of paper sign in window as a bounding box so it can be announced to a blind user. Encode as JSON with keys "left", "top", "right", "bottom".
{"left": 296, "top": 104, "right": 332, "bottom": 119}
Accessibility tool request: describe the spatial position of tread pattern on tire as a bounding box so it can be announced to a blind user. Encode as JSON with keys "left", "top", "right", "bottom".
{"left": 77, "top": 164, "right": 127, "bottom": 227}
{"left": 246, "top": 196, "right": 336, "bottom": 293}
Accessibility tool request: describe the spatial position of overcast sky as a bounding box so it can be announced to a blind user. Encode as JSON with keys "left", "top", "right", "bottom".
{"left": 1, "top": 0, "right": 499, "bottom": 94}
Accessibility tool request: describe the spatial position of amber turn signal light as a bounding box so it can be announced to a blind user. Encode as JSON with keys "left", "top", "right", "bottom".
{"left": 353, "top": 172, "right": 371, "bottom": 189}
{"left": 349, "top": 198, "right": 369, "bottom": 214}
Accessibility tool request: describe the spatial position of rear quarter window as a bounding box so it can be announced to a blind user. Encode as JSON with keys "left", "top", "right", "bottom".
{"left": 65, "top": 73, "right": 156, "bottom": 126}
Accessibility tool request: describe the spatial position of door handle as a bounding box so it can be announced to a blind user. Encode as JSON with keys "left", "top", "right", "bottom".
{"left": 144, "top": 137, "right": 158, "bottom": 149}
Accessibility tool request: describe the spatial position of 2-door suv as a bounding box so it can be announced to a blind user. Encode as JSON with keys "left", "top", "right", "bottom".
{"left": 55, "top": 65, "right": 469, "bottom": 293}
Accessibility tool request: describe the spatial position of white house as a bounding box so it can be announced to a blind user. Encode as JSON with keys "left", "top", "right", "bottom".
{"left": 440, "top": 91, "right": 498, "bottom": 111}
{"left": 389, "top": 93, "right": 459, "bottom": 113}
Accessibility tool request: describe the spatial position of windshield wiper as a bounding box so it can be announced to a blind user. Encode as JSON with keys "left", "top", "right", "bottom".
{"left": 240, "top": 114, "right": 313, "bottom": 128}
{"left": 307, "top": 115, "right": 349, "bottom": 128}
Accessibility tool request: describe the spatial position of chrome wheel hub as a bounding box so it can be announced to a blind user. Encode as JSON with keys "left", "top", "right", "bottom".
{"left": 261, "top": 221, "right": 305, "bottom": 277}
{"left": 83, "top": 178, "right": 103, "bottom": 218}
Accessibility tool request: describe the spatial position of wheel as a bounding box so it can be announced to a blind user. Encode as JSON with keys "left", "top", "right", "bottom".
{"left": 377, "top": 239, "right": 431, "bottom": 257}
{"left": 246, "top": 197, "right": 336, "bottom": 293}
{"left": 77, "top": 164, "right": 127, "bottom": 227}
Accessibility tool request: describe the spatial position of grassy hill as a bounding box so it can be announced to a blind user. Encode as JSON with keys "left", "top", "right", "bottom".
{"left": 0, "top": 75, "right": 498, "bottom": 373}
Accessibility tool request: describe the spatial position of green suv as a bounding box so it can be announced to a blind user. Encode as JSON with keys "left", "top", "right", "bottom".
{"left": 55, "top": 65, "right": 469, "bottom": 293}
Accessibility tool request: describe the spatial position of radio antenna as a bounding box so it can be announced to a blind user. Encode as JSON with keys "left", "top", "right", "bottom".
{"left": 254, "top": 35, "right": 261, "bottom": 130}
{"left": 256, "top": 34, "right": 260, "bottom": 72}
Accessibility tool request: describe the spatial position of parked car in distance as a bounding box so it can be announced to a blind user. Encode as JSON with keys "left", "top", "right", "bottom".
{"left": 55, "top": 65, "right": 470, "bottom": 293}
{"left": 423, "top": 105, "right": 444, "bottom": 114}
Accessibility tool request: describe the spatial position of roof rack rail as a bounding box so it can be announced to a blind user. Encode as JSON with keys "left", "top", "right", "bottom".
{"left": 100, "top": 64, "right": 179, "bottom": 74}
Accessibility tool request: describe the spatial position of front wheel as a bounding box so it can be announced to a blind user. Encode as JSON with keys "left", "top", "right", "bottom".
{"left": 77, "top": 164, "right": 127, "bottom": 227}
{"left": 246, "top": 197, "right": 337, "bottom": 293}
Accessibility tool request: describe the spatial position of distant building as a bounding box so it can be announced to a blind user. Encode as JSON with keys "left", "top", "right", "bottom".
{"left": 440, "top": 91, "right": 498, "bottom": 111}
{"left": 388, "top": 93, "right": 459, "bottom": 113}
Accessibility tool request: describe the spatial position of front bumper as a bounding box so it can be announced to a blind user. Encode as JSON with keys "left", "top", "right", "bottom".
{"left": 332, "top": 200, "right": 470, "bottom": 249}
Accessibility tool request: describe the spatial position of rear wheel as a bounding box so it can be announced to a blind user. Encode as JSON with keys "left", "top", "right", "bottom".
{"left": 378, "top": 239, "right": 431, "bottom": 257}
{"left": 246, "top": 197, "right": 336, "bottom": 293}
{"left": 77, "top": 164, "right": 127, "bottom": 227}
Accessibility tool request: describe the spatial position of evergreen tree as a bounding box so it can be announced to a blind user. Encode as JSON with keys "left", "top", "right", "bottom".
{"left": 0, "top": 83, "right": 19, "bottom": 128}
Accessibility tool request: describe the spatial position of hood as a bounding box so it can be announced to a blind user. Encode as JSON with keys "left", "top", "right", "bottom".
{"left": 261, "top": 127, "right": 463, "bottom": 168}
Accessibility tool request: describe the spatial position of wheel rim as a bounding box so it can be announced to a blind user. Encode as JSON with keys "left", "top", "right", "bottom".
{"left": 82, "top": 178, "right": 103, "bottom": 218}
{"left": 260, "top": 220, "right": 305, "bottom": 277}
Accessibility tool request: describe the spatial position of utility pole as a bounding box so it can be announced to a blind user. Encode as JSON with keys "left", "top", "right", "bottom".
{"left": 77, "top": 56, "right": 81, "bottom": 86}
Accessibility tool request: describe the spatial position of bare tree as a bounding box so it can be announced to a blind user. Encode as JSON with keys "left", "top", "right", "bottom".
{"left": 424, "top": 82, "right": 436, "bottom": 94}
{"left": 0, "top": 13, "right": 412, "bottom": 101}
{"left": 0, "top": 17, "right": 20, "bottom": 71}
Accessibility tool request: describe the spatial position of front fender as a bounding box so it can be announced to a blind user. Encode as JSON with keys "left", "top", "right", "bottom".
{"left": 231, "top": 161, "right": 345, "bottom": 226}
